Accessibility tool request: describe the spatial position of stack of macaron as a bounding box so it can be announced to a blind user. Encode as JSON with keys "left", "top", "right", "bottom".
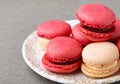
{"left": 36, "top": 3, "right": 120, "bottom": 78}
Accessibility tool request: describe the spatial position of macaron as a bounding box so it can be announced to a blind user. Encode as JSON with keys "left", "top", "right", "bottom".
{"left": 76, "top": 4, "right": 116, "bottom": 41}
{"left": 42, "top": 36, "right": 83, "bottom": 73}
{"left": 81, "top": 42, "right": 120, "bottom": 78}
{"left": 110, "top": 19, "right": 120, "bottom": 42}
{"left": 37, "top": 20, "right": 71, "bottom": 50}
{"left": 72, "top": 24, "right": 92, "bottom": 46}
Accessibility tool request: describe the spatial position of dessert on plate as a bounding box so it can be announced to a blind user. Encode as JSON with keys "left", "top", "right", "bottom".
{"left": 39, "top": 4, "right": 120, "bottom": 78}
{"left": 81, "top": 42, "right": 120, "bottom": 78}
{"left": 74, "top": 4, "right": 116, "bottom": 42}
{"left": 42, "top": 36, "right": 83, "bottom": 73}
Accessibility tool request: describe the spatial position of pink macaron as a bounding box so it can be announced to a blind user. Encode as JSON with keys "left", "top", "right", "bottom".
{"left": 42, "top": 36, "right": 83, "bottom": 73}
{"left": 75, "top": 4, "right": 116, "bottom": 41}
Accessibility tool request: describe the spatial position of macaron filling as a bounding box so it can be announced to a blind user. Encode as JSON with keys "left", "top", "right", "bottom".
{"left": 81, "top": 23, "right": 115, "bottom": 33}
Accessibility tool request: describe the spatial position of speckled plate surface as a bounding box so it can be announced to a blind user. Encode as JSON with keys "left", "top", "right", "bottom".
{"left": 22, "top": 20, "right": 120, "bottom": 84}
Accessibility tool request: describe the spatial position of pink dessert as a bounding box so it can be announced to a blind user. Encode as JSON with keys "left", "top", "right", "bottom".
{"left": 75, "top": 4, "right": 116, "bottom": 41}
{"left": 42, "top": 36, "right": 83, "bottom": 73}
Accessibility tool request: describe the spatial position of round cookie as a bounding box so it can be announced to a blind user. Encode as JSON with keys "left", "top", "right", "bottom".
{"left": 81, "top": 42, "right": 120, "bottom": 78}
{"left": 75, "top": 4, "right": 116, "bottom": 41}
{"left": 42, "top": 36, "right": 82, "bottom": 73}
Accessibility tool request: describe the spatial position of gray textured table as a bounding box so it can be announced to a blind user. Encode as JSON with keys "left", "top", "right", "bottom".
{"left": 0, "top": 0, "right": 120, "bottom": 84}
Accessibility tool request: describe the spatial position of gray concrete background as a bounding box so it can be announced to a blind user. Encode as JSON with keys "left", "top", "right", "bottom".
{"left": 0, "top": 0, "right": 120, "bottom": 84}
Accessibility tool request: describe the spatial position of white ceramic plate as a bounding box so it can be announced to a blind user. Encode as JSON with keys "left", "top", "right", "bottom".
{"left": 22, "top": 20, "right": 120, "bottom": 84}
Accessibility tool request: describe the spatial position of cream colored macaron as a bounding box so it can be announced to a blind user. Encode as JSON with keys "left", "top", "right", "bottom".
{"left": 81, "top": 42, "right": 120, "bottom": 78}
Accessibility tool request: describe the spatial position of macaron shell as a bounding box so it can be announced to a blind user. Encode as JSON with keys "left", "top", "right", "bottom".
{"left": 47, "top": 37, "right": 82, "bottom": 63}
{"left": 74, "top": 24, "right": 114, "bottom": 41}
{"left": 72, "top": 24, "right": 92, "bottom": 46}
{"left": 37, "top": 20, "right": 71, "bottom": 39}
{"left": 42, "top": 54, "right": 81, "bottom": 73}
{"left": 76, "top": 4, "right": 115, "bottom": 28}
{"left": 81, "top": 63, "right": 119, "bottom": 78}
{"left": 82, "top": 42, "right": 119, "bottom": 65}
